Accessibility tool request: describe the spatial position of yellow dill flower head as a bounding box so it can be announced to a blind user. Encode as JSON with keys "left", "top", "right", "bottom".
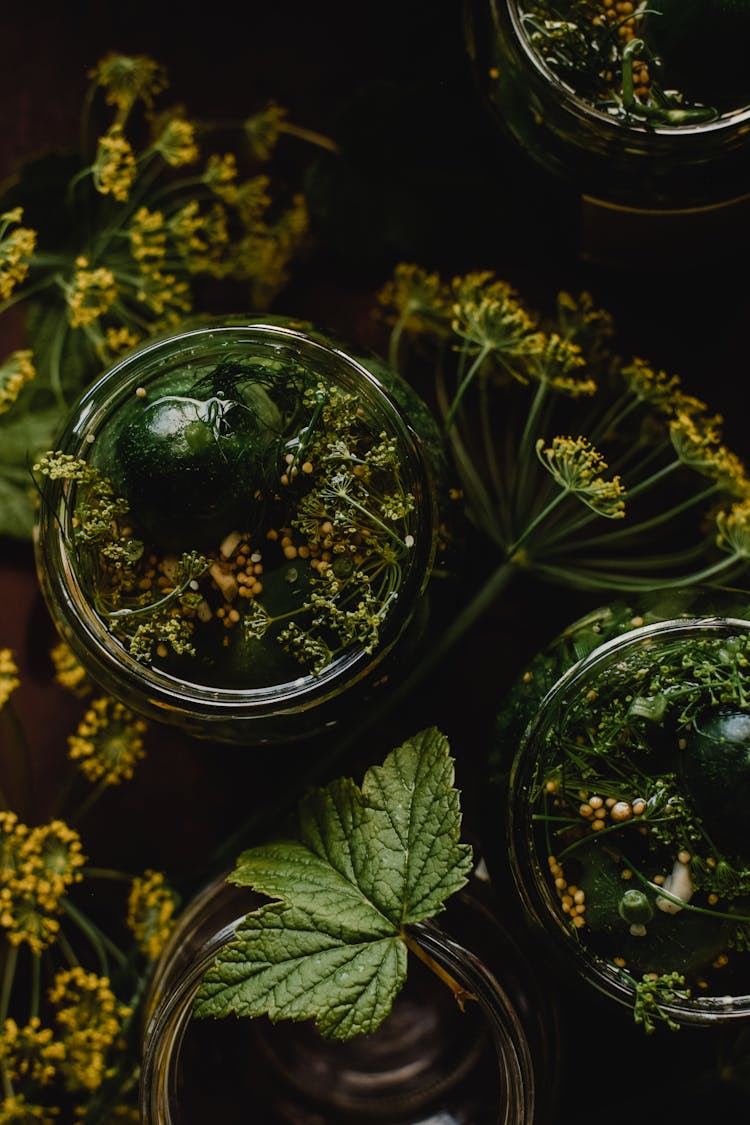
{"left": 0, "top": 1093, "right": 58, "bottom": 1123}
{"left": 127, "top": 869, "right": 179, "bottom": 960}
{"left": 22, "top": 821, "right": 86, "bottom": 907}
{"left": 0, "top": 811, "right": 27, "bottom": 881}
{"left": 0, "top": 817, "right": 83, "bottom": 951}
{"left": 451, "top": 295, "right": 544, "bottom": 368}
{"left": 244, "top": 101, "right": 288, "bottom": 160}
{"left": 377, "top": 263, "right": 451, "bottom": 333}
{"left": 203, "top": 152, "right": 238, "bottom": 201}
{"left": 0, "top": 210, "right": 36, "bottom": 301}
{"left": 0, "top": 350, "right": 35, "bottom": 415}
{"left": 233, "top": 174, "right": 272, "bottom": 227}
{"left": 89, "top": 52, "right": 167, "bottom": 113}
{"left": 708, "top": 445, "right": 750, "bottom": 498}
{"left": 0, "top": 1017, "right": 64, "bottom": 1088}
{"left": 621, "top": 357, "right": 684, "bottom": 414}
{"left": 49, "top": 967, "right": 131, "bottom": 1094}
{"left": 92, "top": 125, "right": 137, "bottom": 202}
{"left": 103, "top": 326, "right": 141, "bottom": 357}
{"left": 151, "top": 115, "right": 199, "bottom": 167}
{"left": 528, "top": 333, "right": 596, "bottom": 396}
{"left": 135, "top": 268, "right": 191, "bottom": 317}
{"left": 67, "top": 697, "right": 147, "bottom": 786}
{"left": 536, "top": 435, "right": 626, "bottom": 519}
{"left": 2, "top": 892, "right": 61, "bottom": 955}
{"left": 128, "top": 206, "right": 167, "bottom": 266}
{"left": 716, "top": 500, "right": 750, "bottom": 559}
{"left": 65, "top": 259, "right": 117, "bottom": 329}
{"left": 0, "top": 649, "right": 20, "bottom": 711}
{"left": 50, "top": 640, "right": 90, "bottom": 697}
{"left": 669, "top": 408, "right": 725, "bottom": 474}
{"left": 169, "top": 200, "right": 230, "bottom": 276}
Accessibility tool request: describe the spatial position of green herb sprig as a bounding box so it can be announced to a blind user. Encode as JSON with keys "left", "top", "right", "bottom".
{"left": 0, "top": 51, "right": 335, "bottom": 540}
{"left": 376, "top": 266, "right": 750, "bottom": 689}
{"left": 194, "top": 727, "right": 474, "bottom": 1039}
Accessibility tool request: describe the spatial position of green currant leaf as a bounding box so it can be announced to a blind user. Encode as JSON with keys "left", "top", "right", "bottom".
{"left": 193, "top": 727, "right": 473, "bottom": 1038}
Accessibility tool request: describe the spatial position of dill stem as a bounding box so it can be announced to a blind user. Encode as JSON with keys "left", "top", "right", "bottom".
{"left": 279, "top": 121, "right": 339, "bottom": 152}
{"left": 402, "top": 931, "right": 475, "bottom": 1010}
{"left": 62, "top": 899, "right": 128, "bottom": 972}
{"left": 30, "top": 952, "right": 40, "bottom": 1022}
{"left": 0, "top": 945, "right": 18, "bottom": 1027}
{"left": 388, "top": 317, "right": 406, "bottom": 373}
{"left": 0, "top": 272, "right": 58, "bottom": 314}
{"left": 505, "top": 488, "right": 569, "bottom": 558}
{"left": 444, "top": 346, "right": 491, "bottom": 431}
{"left": 0, "top": 701, "right": 34, "bottom": 820}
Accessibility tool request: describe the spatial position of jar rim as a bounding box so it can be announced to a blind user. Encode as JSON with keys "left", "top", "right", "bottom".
{"left": 508, "top": 614, "right": 750, "bottom": 1025}
{"left": 35, "top": 318, "right": 438, "bottom": 725}
{"left": 139, "top": 878, "right": 537, "bottom": 1125}
{"left": 498, "top": 0, "right": 750, "bottom": 139}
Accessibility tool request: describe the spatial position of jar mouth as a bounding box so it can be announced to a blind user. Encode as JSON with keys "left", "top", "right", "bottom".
{"left": 140, "top": 881, "right": 537, "bottom": 1125}
{"left": 35, "top": 320, "right": 438, "bottom": 724}
{"left": 500, "top": 0, "right": 750, "bottom": 138}
{"left": 508, "top": 615, "right": 750, "bottom": 1026}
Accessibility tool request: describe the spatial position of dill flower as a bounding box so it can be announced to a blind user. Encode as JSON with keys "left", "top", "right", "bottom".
{"left": 49, "top": 967, "right": 131, "bottom": 1093}
{"left": 128, "top": 207, "right": 167, "bottom": 266}
{"left": 50, "top": 641, "right": 90, "bottom": 697}
{"left": 169, "top": 200, "right": 230, "bottom": 276}
{"left": 92, "top": 125, "right": 137, "bottom": 202}
{"left": 716, "top": 500, "right": 750, "bottom": 559}
{"left": 0, "top": 818, "right": 84, "bottom": 952}
{"left": 0, "top": 649, "right": 20, "bottom": 710}
{"left": 0, "top": 210, "right": 36, "bottom": 301}
{"left": 126, "top": 870, "right": 179, "bottom": 960}
{"left": 103, "top": 326, "right": 141, "bottom": 357}
{"left": 451, "top": 289, "right": 543, "bottom": 369}
{"left": 151, "top": 115, "right": 199, "bottom": 168}
{"left": 67, "top": 697, "right": 147, "bottom": 786}
{"left": 0, "top": 351, "right": 35, "bottom": 415}
{"left": 203, "top": 152, "right": 238, "bottom": 199}
{"left": 536, "top": 435, "right": 626, "bottom": 518}
{"left": 88, "top": 53, "right": 167, "bottom": 113}
{"left": 527, "top": 334, "right": 596, "bottom": 396}
{"left": 65, "top": 260, "right": 117, "bottom": 329}
{"left": 0, "top": 1018, "right": 64, "bottom": 1088}
{"left": 244, "top": 101, "right": 288, "bottom": 160}
{"left": 621, "top": 357, "right": 683, "bottom": 413}
{"left": 23, "top": 821, "right": 86, "bottom": 907}
{"left": 135, "top": 268, "right": 191, "bottom": 320}
{"left": 377, "top": 262, "right": 451, "bottom": 340}
{"left": 0, "top": 1093, "right": 58, "bottom": 1123}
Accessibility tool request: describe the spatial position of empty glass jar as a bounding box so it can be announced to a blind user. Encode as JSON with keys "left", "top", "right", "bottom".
{"left": 139, "top": 871, "right": 560, "bottom": 1124}
{"left": 465, "top": 0, "right": 750, "bottom": 265}
{"left": 34, "top": 317, "right": 452, "bottom": 745}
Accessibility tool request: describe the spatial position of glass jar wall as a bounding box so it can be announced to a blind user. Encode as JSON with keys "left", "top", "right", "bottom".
{"left": 34, "top": 317, "right": 452, "bottom": 745}
{"left": 139, "top": 872, "right": 561, "bottom": 1125}
{"left": 504, "top": 613, "right": 750, "bottom": 1028}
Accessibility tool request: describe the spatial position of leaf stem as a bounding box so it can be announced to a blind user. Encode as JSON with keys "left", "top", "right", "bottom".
{"left": 402, "top": 931, "right": 475, "bottom": 1010}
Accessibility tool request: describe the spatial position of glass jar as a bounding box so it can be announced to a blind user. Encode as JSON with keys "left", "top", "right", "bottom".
{"left": 465, "top": 0, "right": 750, "bottom": 265}
{"left": 139, "top": 871, "right": 560, "bottom": 1125}
{"left": 34, "top": 317, "right": 452, "bottom": 745}
{"left": 504, "top": 612, "right": 750, "bottom": 1028}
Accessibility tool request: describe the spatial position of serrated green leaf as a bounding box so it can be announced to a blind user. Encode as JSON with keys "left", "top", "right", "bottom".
{"left": 194, "top": 901, "right": 407, "bottom": 1038}
{"left": 195, "top": 727, "right": 473, "bottom": 1039}
{"left": 228, "top": 838, "right": 395, "bottom": 938}
{"left": 354, "top": 727, "right": 474, "bottom": 925}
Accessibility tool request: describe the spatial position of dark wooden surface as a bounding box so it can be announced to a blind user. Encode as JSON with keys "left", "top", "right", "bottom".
{"left": 3, "top": 1, "right": 750, "bottom": 1121}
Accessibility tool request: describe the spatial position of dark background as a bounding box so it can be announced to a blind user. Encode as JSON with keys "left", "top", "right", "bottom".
{"left": 2, "top": 1, "right": 750, "bottom": 1121}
